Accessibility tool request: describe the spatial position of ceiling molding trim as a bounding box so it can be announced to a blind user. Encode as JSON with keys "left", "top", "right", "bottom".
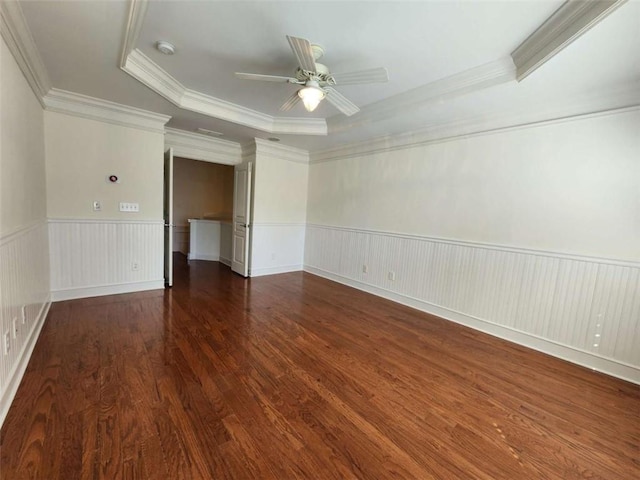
{"left": 272, "top": 117, "right": 327, "bottom": 136}
{"left": 124, "top": 49, "right": 185, "bottom": 104}
{"left": 165, "top": 127, "right": 242, "bottom": 165}
{"left": 255, "top": 138, "right": 310, "bottom": 164}
{"left": 122, "top": 49, "right": 327, "bottom": 136}
{"left": 327, "top": 58, "right": 516, "bottom": 133}
{"left": 119, "top": 0, "right": 148, "bottom": 68}
{"left": 43, "top": 88, "right": 170, "bottom": 133}
{"left": 311, "top": 90, "right": 640, "bottom": 163}
{"left": 182, "top": 89, "right": 274, "bottom": 132}
{"left": 240, "top": 141, "right": 257, "bottom": 161}
{"left": 0, "top": 0, "right": 52, "bottom": 105}
{"left": 512, "top": 0, "right": 627, "bottom": 81}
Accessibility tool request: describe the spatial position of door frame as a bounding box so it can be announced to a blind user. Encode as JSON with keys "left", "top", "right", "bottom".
{"left": 162, "top": 139, "right": 250, "bottom": 280}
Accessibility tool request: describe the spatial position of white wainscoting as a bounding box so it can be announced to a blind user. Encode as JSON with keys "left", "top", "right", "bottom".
{"left": 304, "top": 224, "right": 640, "bottom": 384}
{"left": 0, "top": 220, "right": 51, "bottom": 428}
{"left": 49, "top": 219, "right": 164, "bottom": 301}
{"left": 251, "top": 223, "right": 306, "bottom": 277}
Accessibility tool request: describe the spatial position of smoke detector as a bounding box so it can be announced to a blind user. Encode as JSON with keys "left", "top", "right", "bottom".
{"left": 156, "top": 41, "right": 175, "bottom": 55}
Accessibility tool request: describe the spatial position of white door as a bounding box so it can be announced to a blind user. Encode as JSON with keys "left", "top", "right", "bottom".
{"left": 164, "top": 148, "right": 174, "bottom": 286}
{"left": 231, "top": 162, "right": 252, "bottom": 277}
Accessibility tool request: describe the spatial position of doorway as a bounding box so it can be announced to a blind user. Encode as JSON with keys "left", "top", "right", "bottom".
{"left": 167, "top": 154, "right": 236, "bottom": 283}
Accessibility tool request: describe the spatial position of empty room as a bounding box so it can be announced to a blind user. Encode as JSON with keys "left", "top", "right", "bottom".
{"left": 0, "top": 0, "right": 638, "bottom": 478}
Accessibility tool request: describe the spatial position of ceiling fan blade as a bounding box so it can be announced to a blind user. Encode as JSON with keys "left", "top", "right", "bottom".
{"left": 331, "top": 67, "right": 389, "bottom": 86}
{"left": 324, "top": 87, "right": 360, "bottom": 116}
{"left": 279, "top": 91, "right": 301, "bottom": 112}
{"left": 235, "top": 72, "right": 298, "bottom": 83}
{"left": 286, "top": 35, "right": 317, "bottom": 73}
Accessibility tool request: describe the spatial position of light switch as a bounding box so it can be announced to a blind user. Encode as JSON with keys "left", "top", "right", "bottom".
{"left": 93, "top": 201, "right": 102, "bottom": 211}
{"left": 119, "top": 202, "right": 139, "bottom": 212}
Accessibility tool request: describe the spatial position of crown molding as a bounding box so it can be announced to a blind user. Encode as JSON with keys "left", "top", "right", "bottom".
{"left": 311, "top": 87, "right": 640, "bottom": 163}
{"left": 512, "top": 0, "right": 627, "bottom": 81}
{"left": 241, "top": 140, "right": 257, "bottom": 161}
{"left": 328, "top": 58, "right": 516, "bottom": 134}
{"left": 165, "top": 127, "right": 242, "bottom": 165}
{"left": 123, "top": 49, "right": 184, "bottom": 104}
{"left": 43, "top": 88, "right": 170, "bottom": 133}
{"left": 122, "top": 49, "right": 327, "bottom": 136}
{"left": 119, "top": 0, "right": 148, "bottom": 68}
{"left": 272, "top": 117, "right": 327, "bottom": 136}
{"left": 255, "top": 138, "right": 310, "bottom": 164}
{"left": 181, "top": 87, "right": 274, "bottom": 132}
{"left": 0, "top": 0, "right": 51, "bottom": 105}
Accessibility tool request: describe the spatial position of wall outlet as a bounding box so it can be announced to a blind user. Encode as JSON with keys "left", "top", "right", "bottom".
{"left": 119, "top": 202, "right": 139, "bottom": 212}
{"left": 388, "top": 271, "right": 396, "bottom": 281}
{"left": 131, "top": 261, "right": 140, "bottom": 271}
{"left": 3, "top": 332, "right": 10, "bottom": 355}
{"left": 21, "top": 305, "right": 26, "bottom": 324}
{"left": 92, "top": 200, "right": 102, "bottom": 211}
{"left": 12, "top": 318, "right": 18, "bottom": 339}
{"left": 362, "top": 265, "right": 368, "bottom": 273}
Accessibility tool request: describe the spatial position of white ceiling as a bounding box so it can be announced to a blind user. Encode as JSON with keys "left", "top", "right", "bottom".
{"left": 18, "top": 0, "right": 640, "bottom": 152}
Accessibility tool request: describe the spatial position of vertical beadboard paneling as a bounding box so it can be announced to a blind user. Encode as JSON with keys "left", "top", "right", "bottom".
{"left": 48, "top": 219, "right": 164, "bottom": 300}
{"left": 0, "top": 221, "right": 50, "bottom": 423}
{"left": 304, "top": 225, "right": 640, "bottom": 381}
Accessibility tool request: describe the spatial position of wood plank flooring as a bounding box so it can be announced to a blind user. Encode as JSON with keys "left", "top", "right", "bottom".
{"left": 1, "top": 254, "right": 639, "bottom": 479}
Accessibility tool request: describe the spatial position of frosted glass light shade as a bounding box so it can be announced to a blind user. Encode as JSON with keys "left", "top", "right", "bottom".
{"left": 298, "top": 86, "right": 325, "bottom": 112}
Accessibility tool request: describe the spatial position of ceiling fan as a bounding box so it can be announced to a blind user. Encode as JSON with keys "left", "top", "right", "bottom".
{"left": 235, "top": 35, "right": 389, "bottom": 116}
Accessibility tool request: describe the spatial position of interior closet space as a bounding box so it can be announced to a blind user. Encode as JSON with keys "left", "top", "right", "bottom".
{"left": 172, "top": 156, "right": 234, "bottom": 265}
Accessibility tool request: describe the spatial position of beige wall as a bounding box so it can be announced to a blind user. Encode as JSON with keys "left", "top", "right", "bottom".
{"left": 0, "top": 38, "right": 47, "bottom": 233}
{"left": 308, "top": 109, "right": 640, "bottom": 261}
{"left": 44, "top": 111, "right": 165, "bottom": 220}
{"left": 0, "top": 35, "right": 50, "bottom": 427}
{"left": 173, "top": 157, "right": 233, "bottom": 227}
{"left": 248, "top": 142, "right": 309, "bottom": 275}
{"left": 252, "top": 155, "right": 308, "bottom": 224}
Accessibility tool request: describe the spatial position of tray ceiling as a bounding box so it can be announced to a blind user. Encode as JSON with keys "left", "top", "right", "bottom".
{"left": 14, "top": 0, "right": 640, "bottom": 152}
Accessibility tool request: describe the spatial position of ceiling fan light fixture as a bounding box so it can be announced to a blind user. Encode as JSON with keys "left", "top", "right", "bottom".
{"left": 298, "top": 84, "right": 325, "bottom": 112}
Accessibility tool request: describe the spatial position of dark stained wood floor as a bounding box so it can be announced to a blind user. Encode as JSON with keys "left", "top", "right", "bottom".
{"left": 1, "top": 254, "right": 639, "bottom": 479}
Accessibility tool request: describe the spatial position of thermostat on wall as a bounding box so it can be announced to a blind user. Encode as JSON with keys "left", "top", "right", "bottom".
{"left": 106, "top": 174, "right": 120, "bottom": 184}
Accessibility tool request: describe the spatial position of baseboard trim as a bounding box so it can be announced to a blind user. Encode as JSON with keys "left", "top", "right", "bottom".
{"left": 219, "top": 256, "right": 232, "bottom": 267}
{"left": 188, "top": 253, "right": 220, "bottom": 261}
{"left": 251, "top": 264, "right": 303, "bottom": 277}
{"left": 51, "top": 280, "right": 165, "bottom": 301}
{"left": 0, "top": 297, "right": 51, "bottom": 429}
{"left": 304, "top": 266, "right": 640, "bottom": 385}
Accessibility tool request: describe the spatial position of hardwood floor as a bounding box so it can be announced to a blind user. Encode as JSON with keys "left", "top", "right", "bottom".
{"left": 1, "top": 254, "right": 639, "bottom": 479}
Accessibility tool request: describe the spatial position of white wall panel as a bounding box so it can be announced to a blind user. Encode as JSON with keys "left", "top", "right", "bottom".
{"left": 0, "top": 221, "right": 50, "bottom": 426}
{"left": 49, "top": 219, "right": 164, "bottom": 300}
{"left": 251, "top": 224, "right": 306, "bottom": 277}
{"left": 305, "top": 225, "right": 640, "bottom": 382}
{"left": 307, "top": 109, "right": 640, "bottom": 262}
